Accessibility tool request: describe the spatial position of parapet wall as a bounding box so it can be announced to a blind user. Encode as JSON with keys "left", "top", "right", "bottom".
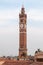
{"left": 2, "top": 60, "right": 30, "bottom": 65}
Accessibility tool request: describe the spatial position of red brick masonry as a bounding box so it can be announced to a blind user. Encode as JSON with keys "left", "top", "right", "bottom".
{"left": 2, "top": 60, "right": 30, "bottom": 65}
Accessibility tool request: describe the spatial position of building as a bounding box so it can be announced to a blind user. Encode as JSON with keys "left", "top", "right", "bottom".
{"left": 19, "top": 6, "right": 27, "bottom": 59}
{"left": 30, "top": 49, "right": 43, "bottom": 65}
{"left": 35, "top": 49, "right": 43, "bottom": 62}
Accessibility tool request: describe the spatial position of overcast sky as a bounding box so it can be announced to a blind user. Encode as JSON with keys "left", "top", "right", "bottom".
{"left": 0, "top": 0, "right": 43, "bottom": 56}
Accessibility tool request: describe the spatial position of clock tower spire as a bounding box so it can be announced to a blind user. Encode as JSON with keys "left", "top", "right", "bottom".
{"left": 19, "top": 6, "right": 27, "bottom": 59}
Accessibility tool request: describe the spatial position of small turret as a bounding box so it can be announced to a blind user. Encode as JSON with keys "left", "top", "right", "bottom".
{"left": 21, "top": 5, "right": 25, "bottom": 14}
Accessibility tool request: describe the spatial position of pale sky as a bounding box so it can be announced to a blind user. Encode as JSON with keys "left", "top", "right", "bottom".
{"left": 0, "top": 0, "right": 43, "bottom": 56}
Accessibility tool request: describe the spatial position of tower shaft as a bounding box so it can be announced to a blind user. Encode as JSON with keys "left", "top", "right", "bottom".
{"left": 19, "top": 7, "right": 27, "bottom": 59}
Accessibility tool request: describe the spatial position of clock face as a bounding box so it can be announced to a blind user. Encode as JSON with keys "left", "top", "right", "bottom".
{"left": 20, "top": 24, "right": 23, "bottom": 29}
{"left": 20, "top": 24, "right": 26, "bottom": 29}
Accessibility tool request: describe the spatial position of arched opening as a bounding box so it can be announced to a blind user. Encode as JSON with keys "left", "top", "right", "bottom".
{"left": 21, "top": 52, "right": 26, "bottom": 57}
{"left": 36, "top": 58, "right": 43, "bottom": 62}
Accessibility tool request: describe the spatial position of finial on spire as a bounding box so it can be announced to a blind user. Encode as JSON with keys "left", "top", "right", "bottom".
{"left": 22, "top": 4, "right": 24, "bottom": 8}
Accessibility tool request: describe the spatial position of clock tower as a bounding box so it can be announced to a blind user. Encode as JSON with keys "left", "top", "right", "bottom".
{"left": 19, "top": 6, "right": 27, "bottom": 59}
